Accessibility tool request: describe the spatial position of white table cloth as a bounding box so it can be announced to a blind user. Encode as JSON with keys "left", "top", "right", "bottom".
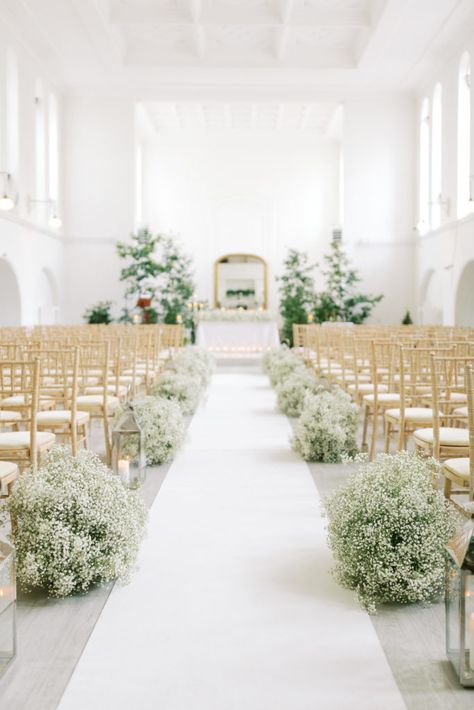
{"left": 196, "top": 320, "right": 280, "bottom": 351}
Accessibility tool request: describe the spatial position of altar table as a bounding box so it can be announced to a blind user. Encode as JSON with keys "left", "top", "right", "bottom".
{"left": 196, "top": 320, "right": 280, "bottom": 352}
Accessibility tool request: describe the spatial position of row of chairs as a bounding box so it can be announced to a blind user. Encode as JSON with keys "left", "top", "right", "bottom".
{"left": 293, "top": 323, "right": 474, "bottom": 510}
{"left": 0, "top": 324, "right": 185, "bottom": 498}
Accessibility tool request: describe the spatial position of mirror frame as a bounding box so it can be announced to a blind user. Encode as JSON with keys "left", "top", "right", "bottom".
{"left": 214, "top": 253, "right": 268, "bottom": 309}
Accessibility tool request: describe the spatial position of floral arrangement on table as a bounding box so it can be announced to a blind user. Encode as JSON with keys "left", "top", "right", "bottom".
{"left": 115, "top": 396, "right": 186, "bottom": 466}
{"left": 151, "top": 371, "right": 202, "bottom": 416}
{"left": 325, "top": 451, "right": 459, "bottom": 613}
{"left": 276, "top": 369, "right": 328, "bottom": 418}
{"left": 292, "top": 388, "right": 358, "bottom": 462}
{"left": 197, "top": 309, "right": 275, "bottom": 322}
{"left": 8, "top": 447, "right": 147, "bottom": 598}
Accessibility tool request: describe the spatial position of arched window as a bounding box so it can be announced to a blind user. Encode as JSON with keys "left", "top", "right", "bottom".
{"left": 35, "top": 80, "right": 47, "bottom": 203}
{"left": 419, "top": 98, "right": 430, "bottom": 234}
{"left": 457, "top": 52, "right": 471, "bottom": 218}
{"left": 431, "top": 83, "right": 442, "bottom": 230}
{"left": 48, "top": 93, "right": 58, "bottom": 203}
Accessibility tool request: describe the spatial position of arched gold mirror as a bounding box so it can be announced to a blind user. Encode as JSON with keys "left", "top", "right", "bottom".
{"left": 214, "top": 254, "right": 268, "bottom": 309}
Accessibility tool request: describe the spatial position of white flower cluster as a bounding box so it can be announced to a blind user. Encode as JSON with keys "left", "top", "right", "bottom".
{"left": 166, "top": 347, "right": 216, "bottom": 388}
{"left": 292, "top": 388, "right": 358, "bottom": 462}
{"left": 197, "top": 309, "right": 275, "bottom": 322}
{"left": 7, "top": 447, "right": 147, "bottom": 598}
{"left": 151, "top": 371, "right": 202, "bottom": 416}
{"left": 325, "top": 451, "right": 459, "bottom": 613}
{"left": 263, "top": 347, "right": 306, "bottom": 387}
{"left": 276, "top": 370, "right": 329, "bottom": 418}
{"left": 116, "top": 396, "right": 186, "bottom": 466}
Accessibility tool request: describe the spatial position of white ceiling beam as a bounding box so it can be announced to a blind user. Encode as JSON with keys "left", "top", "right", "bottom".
{"left": 189, "top": 0, "right": 205, "bottom": 59}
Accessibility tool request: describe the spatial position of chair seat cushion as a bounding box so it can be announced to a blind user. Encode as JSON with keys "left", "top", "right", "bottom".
{"left": 446, "top": 392, "right": 467, "bottom": 402}
{"left": 0, "top": 395, "right": 53, "bottom": 409}
{"left": 363, "top": 393, "right": 400, "bottom": 403}
{"left": 338, "top": 374, "right": 371, "bottom": 383}
{"left": 413, "top": 427, "right": 469, "bottom": 447}
{"left": 0, "top": 460, "right": 19, "bottom": 495}
{"left": 85, "top": 385, "right": 128, "bottom": 396}
{"left": 36, "top": 410, "right": 90, "bottom": 425}
{"left": 444, "top": 457, "right": 471, "bottom": 480}
{"left": 76, "top": 395, "right": 119, "bottom": 412}
{"left": 0, "top": 431, "right": 55, "bottom": 450}
{"left": 348, "top": 383, "right": 388, "bottom": 393}
{"left": 0, "top": 410, "right": 21, "bottom": 422}
{"left": 453, "top": 406, "right": 468, "bottom": 417}
{"left": 386, "top": 407, "right": 436, "bottom": 422}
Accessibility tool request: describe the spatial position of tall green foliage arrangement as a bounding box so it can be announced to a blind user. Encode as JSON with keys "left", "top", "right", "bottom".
{"left": 277, "top": 249, "right": 316, "bottom": 345}
{"left": 116, "top": 228, "right": 195, "bottom": 326}
{"left": 313, "top": 240, "right": 382, "bottom": 324}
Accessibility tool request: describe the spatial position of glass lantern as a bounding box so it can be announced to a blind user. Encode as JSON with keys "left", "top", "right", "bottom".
{"left": 0, "top": 541, "right": 16, "bottom": 677}
{"left": 445, "top": 516, "right": 474, "bottom": 687}
{"left": 111, "top": 404, "right": 146, "bottom": 489}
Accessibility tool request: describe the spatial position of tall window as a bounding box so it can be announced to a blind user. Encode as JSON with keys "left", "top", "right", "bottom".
{"left": 135, "top": 143, "right": 143, "bottom": 227}
{"left": 48, "top": 93, "right": 58, "bottom": 203}
{"left": 35, "top": 80, "right": 47, "bottom": 202}
{"left": 457, "top": 52, "right": 471, "bottom": 218}
{"left": 5, "top": 48, "right": 18, "bottom": 176}
{"left": 431, "top": 83, "right": 442, "bottom": 230}
{"left": 419, "top": 98, "right": 430, "bottom": 234}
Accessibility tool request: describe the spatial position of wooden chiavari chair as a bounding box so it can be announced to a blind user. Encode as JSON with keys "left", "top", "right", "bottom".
{"left": 35, "top": 347, "right": 89, "bottom": 455}
{"left": 412, "top": 354, "right": 472, "bottom": 462}
{"left": 76, "top": 342, "right": 119, "bottom": 463}
{"left": 442, "top": 364, "right": 474, "bottom": 505}
{"left": 0, "top": 359, "right": 55, "bottom": 470}
{"left": 384, "top": 346, "right": 452, "bottom": 453}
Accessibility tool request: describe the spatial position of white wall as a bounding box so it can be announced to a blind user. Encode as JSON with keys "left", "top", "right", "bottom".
{"left": 415, "top": 30, "right": 474, "bottom": 325}
{"left": 62, "top": 97, "right": 135, "bottom": 323}
{"left": 0, "top": 31, "right": 64, "bottom": 327}
{"left": 343, "top": 99, "right": 416, "bottom": 324}
{"left": 141, "top": 130, "right": 340, "bottom": 311}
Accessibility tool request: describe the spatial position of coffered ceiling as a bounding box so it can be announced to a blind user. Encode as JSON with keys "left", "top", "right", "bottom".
{"left": 0, "top": 0, "right": 471, "bottom": 101}
{"left": 143, "top": 100, "right": 339, "bottom": 133}
{"left": 99, "top": 0, "right": 373, "bottom": 68}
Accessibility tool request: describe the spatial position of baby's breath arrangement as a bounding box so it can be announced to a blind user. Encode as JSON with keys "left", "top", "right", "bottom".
{"left": 292, "top": 388, "right": 358, "bottom": 462}
{"left": 8, "top": 447, "right": 147, "bottom": 597}
{"left": 115, "top": 396, "right": 185, "bottom": 465}
{"left": 151, "top": 371, "right": 202, "bottom": 415}
{"left": 265, "top": 348, "right": 306, "bottom": 387}
{"left": 167, "top": 347, "right": 215, "bottom": 388}
{"left": 276, "top": 370, "right": 328, "bottom": 418}
{"left": 326, "top": 451, "right": 459, "bottom": 613}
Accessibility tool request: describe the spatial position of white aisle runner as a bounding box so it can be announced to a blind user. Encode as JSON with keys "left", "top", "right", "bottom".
{"left": 59, "top": 373, "right": 405, "bottom": 710}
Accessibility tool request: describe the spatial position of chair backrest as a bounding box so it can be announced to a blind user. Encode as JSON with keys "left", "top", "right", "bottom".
{"left": 0, "top": 358, "right": 40, "bottom": 467}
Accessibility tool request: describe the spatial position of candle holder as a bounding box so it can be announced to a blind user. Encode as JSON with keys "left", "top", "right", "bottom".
{"left": 111, "top": 404, "right": 146, "bottom": 489}
{"left": 0, "top": 541, "right": 16, "bottom": 677}
{"left": 445, "top": 515, "right": 474, "bottom": 686}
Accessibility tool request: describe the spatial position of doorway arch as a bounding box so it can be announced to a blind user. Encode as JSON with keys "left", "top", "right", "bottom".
{"left": 0, "top": 258, "right": 22, "bottom": 326}
{"left": 36, "top": 268, "right": 59, "bottom": 324}
{"left": 455, "top": 261, "right": 474, "bottom": 325}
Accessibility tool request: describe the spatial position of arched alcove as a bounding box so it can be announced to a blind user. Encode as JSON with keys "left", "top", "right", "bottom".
{"left": 0, "top": 258, "right": 22, "bottom": 326}
{"left": 36, "top": 268, "right": 59, "bottom": 324}
{"left": 419, "top": 269, "right": 443, "bottom": 325}
{"left": 455, "top": 261, "right": 474, "bottom": 325}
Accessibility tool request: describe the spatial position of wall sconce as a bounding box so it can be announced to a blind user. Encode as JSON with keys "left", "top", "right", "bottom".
{"left": 0, "top": 173, "right": 16, "bottom": 212}
{"left": 27, "top": 196, "right": 62, "bottom": 229}
{"left": 468, "top": 176, "right": 474, "bottom": 211}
